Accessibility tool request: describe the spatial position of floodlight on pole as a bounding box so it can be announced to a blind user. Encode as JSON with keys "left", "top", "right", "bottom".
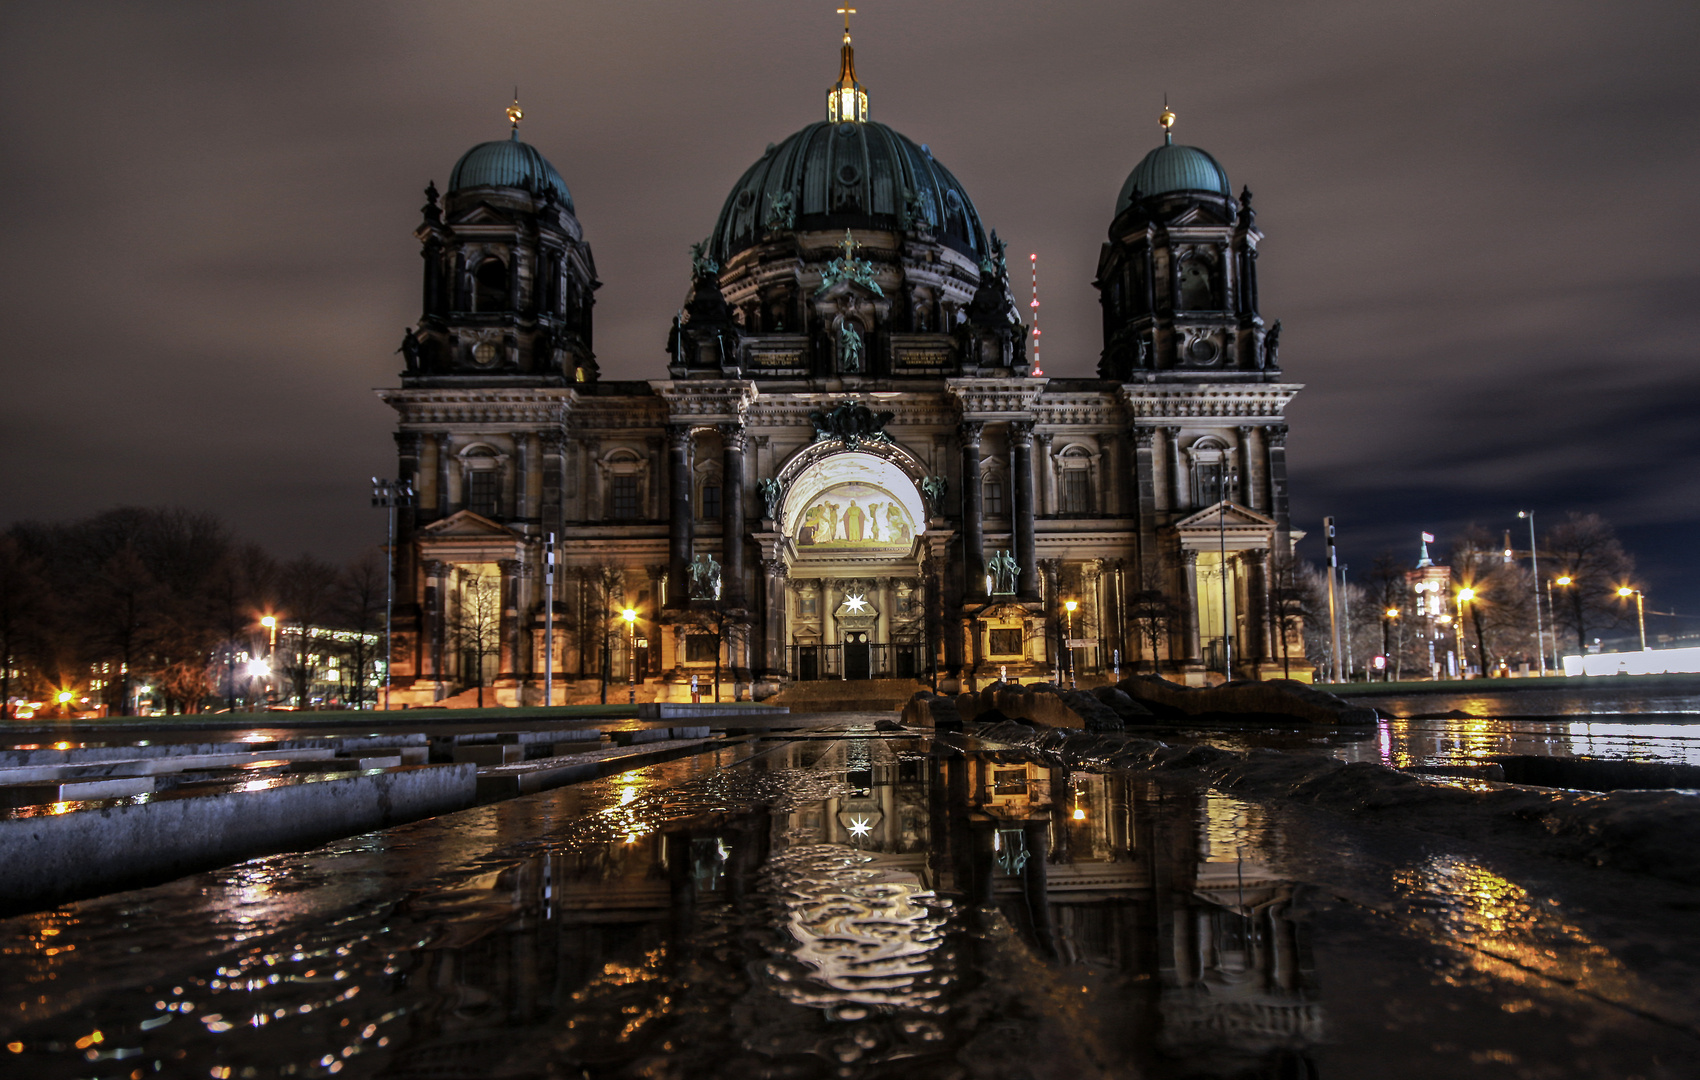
{"left": 1517, "top": 511, "right": 1546, "bottom": 675}
{"left": 371, "top": 478, "right": 415, "bottom": 711}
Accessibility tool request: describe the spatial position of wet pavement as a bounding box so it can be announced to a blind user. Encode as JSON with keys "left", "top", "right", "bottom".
{"left": 3, "top": 716, "right": 1698, "bottom": 1078}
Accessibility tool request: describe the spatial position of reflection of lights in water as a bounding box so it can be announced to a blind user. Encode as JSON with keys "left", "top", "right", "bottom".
{"left": 1391, "top": 855, "right": 1640, "bottom": 999}
{"left": 1199, "top": 792, "right": 1260, "bottom": 858}
{"left": 762, "top": 845, "right": 953, "bottom": 1014}
{"left": 600, "top": 780, "right": 656, "bottom": 845}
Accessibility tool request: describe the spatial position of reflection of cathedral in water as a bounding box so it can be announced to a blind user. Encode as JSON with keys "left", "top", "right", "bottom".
{"left": 380, "top": 742, "right": 1320, "bottom": 1078}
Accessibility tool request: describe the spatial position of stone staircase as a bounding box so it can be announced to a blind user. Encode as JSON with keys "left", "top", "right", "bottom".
{"left": 766, "top": 678, "right": 926, "bottom": 713}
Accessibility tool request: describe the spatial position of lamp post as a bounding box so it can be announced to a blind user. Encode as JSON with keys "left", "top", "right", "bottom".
{"left": 1064, "top": 599, "right": 1078, "bottom": 689}
{"left": 1617, "top": 587, "right": 1647, "bottom": 651}
{"left": 371, "top": 478, "right": 414, "bottom": 711}
{"left": 260, "top": 615, "right": 278, "bottom": 708}
{"left": 1456, "top": 588, "right": 1475, "bottom": 678}
{"left": 1383, "top": 607, "right": 1400, "bottom": 682}
{"left": 1550, "top": 575, "right": 1571, "bottom": 670}
{"left": 1218, "top": 468, "right": 1239, "bottom": 682}
{"left": 543, "top": 533, "right": 555, "bottom": 707}
{"left": 57, "top": 690, "right": 73, "bottom": 719}
{"left": 1516, "top": 511, "right": 1546, "bottom": 676}
{"left": 622, "top": 607, "right": 638, "bottom": 703}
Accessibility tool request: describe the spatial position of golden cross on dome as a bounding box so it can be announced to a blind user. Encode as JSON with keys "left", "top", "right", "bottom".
{"left": 838, "top": 229, "right": 861, "bottom": 258}
{"left": 507, "top": 87, "right": 523, "bottom": 131}
{"left": 837, "top": 5, "right": 856, "bottom": 39}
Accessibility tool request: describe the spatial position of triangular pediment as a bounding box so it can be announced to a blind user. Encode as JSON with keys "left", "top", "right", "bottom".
{"left": 452, "top": 201, "right": 515, "bottom": 228}
{"left": 1174, "top": 500, "right": 1278, "bottom": 532}
{"left": 419, "top": 509, "right": 518, "bottom": 539}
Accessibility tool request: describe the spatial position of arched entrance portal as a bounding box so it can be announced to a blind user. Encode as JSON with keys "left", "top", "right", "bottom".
{"left": 774, "top": 450, "right": 932, "bottom": 683}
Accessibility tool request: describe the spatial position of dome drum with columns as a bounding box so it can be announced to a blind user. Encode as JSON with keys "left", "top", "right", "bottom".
{"left": 377, "top": 34, "right": 1310, "bottom": 708}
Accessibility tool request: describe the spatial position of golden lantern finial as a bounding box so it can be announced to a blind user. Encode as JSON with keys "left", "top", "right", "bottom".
{"left": 827, "top": 6, "right": 868, "bottom": 122}
{"left": 507, "top": 88, "right": 524, "bottom": 133}
{"left": 1159, "top": 95, "right": 1176, "bottom": 144}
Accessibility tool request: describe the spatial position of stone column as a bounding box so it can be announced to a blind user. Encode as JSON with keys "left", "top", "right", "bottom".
{"left": 435, "top": 433, "right": 452, "bottom": 518}
{"left": 393, "top": 432, "right": 422, "bottom": 615}
{"left": 424, "top": 560, "right": 449, "bottom": 694}
{"left": 582, "top": 437, "right": 602, "bottom": 520}
{"left": 667, "top": 424, "right": 693, "bottom": 608}
{"left": 1182, "top": 551, "right": 1202, "bottom": 663}
{"left": 1266, "top": 425, "right": 1291, "bottom": 552}
{"left": 646, "top": 565, "right": 666, "bottom": 673}
{"left": 1037, "top": 432, "right": 1055, "bottom": 516}
{"left": 959, "top": 421, "right": 985, "bottom": 601}
{"left": 1236, "top": 426, "right": 1259, "bottom": 510}
{"left": 539, "top": 431, "right": 564, "bottom": 536}
{"left": 1010, "top": 421, "right": 1039, "bottom": 601}
{"left": 514, "top": 433, "right": 531, "bottom": 524}
{"left": 646, "top": 436, "right": 663, "bottom": 519}
{"left": 720, "top": 421, "right": 748, "bottom": 607}
{"left": 498, "top": 558, "right": 521, "bottom": 679}
{"left": 1133, "top": 428, "right": 1161, "bottom": 583}
{"left": 1083, "top": 559, "right": 1104, "bottom": 671}
{"left": 1248, "top": 548, "right": 1272, "bottom": 665}
{"left": 763, "top": 558, "right": 788, "bottom": 680}
{"left": 1167, "top": 430, "right": 1185, "bottom": 511}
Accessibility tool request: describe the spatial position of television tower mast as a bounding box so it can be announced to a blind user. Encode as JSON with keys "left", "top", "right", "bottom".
{"left": 1029, "top": 252, "right": 1044, "bottom": 376}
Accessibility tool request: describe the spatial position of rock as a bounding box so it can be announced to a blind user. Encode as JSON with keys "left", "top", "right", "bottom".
{"left": 1061, "top": 690, "right": 1124, "bottom": 733}
{"left": 1118, "top": 674, "right": 1377, "bottom": 726}
{"left": 873, "top": 718, "right": 905, "bottom": 732}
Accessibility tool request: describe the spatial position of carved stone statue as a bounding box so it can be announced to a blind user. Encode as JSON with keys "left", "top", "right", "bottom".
{"left": 808, "top": 399, "right": 895, "bottom": 451}
{"left": 756, "top": 478, "right": 782, "bottom": 522}
{"left": 838, "top": 320, "right": 864, "bottom": 373}
{"left": 1263, "top": 319, "right": 1281, "bottom": 368}
{"left": 987, "top": 548, "right": 1020, "bottom": 595}
{"left": 396, "top": 327, "right": 421, "bottom": 373}
{"left": 689, "top": 553, "right": 722, "bottom": 601}
{"left": 765, "top": 191, "right": 795, "bottom": 233}
{"left": 689, "top": 239, "right": 719, "bottom": 280}
{"left": 919, "top": 475, "right": 948, "bottom": 514}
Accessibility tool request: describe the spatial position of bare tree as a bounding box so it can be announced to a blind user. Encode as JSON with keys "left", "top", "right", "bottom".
{"left": 451, "top": 572, "right": 503, "bottom": 708}
{"left": 336, "top": 550, "right": 386, "bottom": 709}
{"left": 1448, "top": 526, "right": 1537, "bottom": 674}
{"left": 1543, "top": 512, "right": 1635, "bottom": 651}
{"left": 1266, "top": 554, "right": 1311, "bottom": 680}
{"left": 278, "top": 555, "right": 338, "bottom": 708}
{"left": 1366, "top": 552, "right": 1409, "bottom": 681}
{"left": 1125, "top": 565, "right": 1180, "bottom": 676}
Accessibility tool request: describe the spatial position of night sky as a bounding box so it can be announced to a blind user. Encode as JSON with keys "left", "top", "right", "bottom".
{"left": 3, "top": 2, "right": 1696, "bottom": 621}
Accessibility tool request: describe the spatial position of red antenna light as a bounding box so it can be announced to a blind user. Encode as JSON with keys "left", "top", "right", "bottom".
{"left": 1029, "top": 252, "right": 1044, "bottom": 376}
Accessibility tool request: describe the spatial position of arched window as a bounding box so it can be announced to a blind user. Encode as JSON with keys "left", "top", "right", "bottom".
{"left": 1177, "top": 253, "right": 1219, "bottom": 311}
{"left": 474, "top": 258, "right": 508, "bottom": 313}
{"left": 1059, "top": 445, "right": 1093, "bottom": 515}
{"left": 1191, "top": 438, "right": 1231, "bottom": 506}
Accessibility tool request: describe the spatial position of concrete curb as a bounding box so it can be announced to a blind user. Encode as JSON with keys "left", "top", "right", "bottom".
{"left": 0, "top": 764, "right": 475, "bottom": 914}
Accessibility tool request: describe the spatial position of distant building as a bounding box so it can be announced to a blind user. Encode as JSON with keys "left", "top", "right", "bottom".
{"left": 1405, "top": 535, "right": 1456, "bottom": 678}
{"left": 377, "top": 28, "right": 1310, "bottom": 705}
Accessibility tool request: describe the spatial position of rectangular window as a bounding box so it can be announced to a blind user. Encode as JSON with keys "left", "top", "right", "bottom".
{"left": 992, "top": 768, "right": 1028, "bottom": 796}
{"left": 984, "top": 479, "right": 1004, "bottom": 516}
{"left": 685, "top": 635, "right": 718, "bottom": 663}
{"left": 468, "top": 470, "right": 499, "bottom": 517}
{"left": 1196, "top": 461, "right": 1224, "bottom": 506}
{"left": 701, "top": 482, "right": 721, "bottom": 522}
{"left": 1062, "top": 470, "right": 1090, "bottom": 515}
{"left": 610, "top": 475, "right": 641, "bottom": 519}
{"left": 988, "top": 628, "right": 1023, "bottom": 656}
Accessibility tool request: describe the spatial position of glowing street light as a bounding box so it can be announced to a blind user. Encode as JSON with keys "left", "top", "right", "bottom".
{"left": 1455, "top": 588, "right": 1476, "bottom": 678}
{"left": 621, "top": 607, "right": 639, "bottom": 704}
{"left": 1063, "top": 599, "right": 1079, "bottom": 689}
{"left": 1617, "top": 587, "right": 1647, "bottom": 651}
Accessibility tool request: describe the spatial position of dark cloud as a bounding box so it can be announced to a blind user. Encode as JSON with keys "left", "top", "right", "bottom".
{"left": 1, "top": 0, "right": 1696, "bottom": 613}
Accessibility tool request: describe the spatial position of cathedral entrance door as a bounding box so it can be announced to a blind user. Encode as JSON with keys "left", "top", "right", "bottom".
{"left": 844, "top": 632, "right": 871, "bottom": 680}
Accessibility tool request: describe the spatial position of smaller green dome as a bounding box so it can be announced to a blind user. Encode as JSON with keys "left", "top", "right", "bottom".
{"left": 449, "top": 133, "right": 573, "bottom": 210}
{"left": 1115, "top": 142, "right": 1230, "bottom": 216}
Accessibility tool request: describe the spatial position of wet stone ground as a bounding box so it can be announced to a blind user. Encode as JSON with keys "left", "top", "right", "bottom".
{"left": 3, "top": 718, "right": 1698, "bottom": 1079}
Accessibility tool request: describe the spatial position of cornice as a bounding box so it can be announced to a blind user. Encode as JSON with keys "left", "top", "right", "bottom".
{"left": 1119, "top": 383, "right": 1302, "bottom": 421}
{"left": 648, "top": 379, "right": 759, "bottom": 424}
{"left": 377, "top": 387, "right": 577, "bottom": 426}
{"left": 946, "top": 377, "right": 1049, "bottom": 420}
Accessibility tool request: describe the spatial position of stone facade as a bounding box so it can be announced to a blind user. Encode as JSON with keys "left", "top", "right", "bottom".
{"left": 379, "top": 65, "right": 1310, "bottom": 704}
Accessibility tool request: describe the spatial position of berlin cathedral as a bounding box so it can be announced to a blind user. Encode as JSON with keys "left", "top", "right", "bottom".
{"left": 378, "top": 23, "right": 1308, "bottom": 706}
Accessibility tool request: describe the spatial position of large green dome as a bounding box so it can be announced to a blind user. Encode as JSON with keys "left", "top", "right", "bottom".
{"left": 710, "top": 120, "right": 988, "bottom": 263}
{"left": 1115, "top": 142, "right": 1231, "bottom": 215}
{"left": 448, "top": 133, "right": 573, "bottom": 210}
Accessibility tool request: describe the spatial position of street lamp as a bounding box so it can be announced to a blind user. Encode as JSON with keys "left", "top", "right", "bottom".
{"left": 371, "top": 478, "right": 415, "bottom": 711}
{"left": 57, "top": 690, "right": 73, "bottom": 719}
{"left": 1456, "top": 588, "right": 1475, "bottom": 678}
{"left": 1550, "top": 575, "right": 1572, "bottom": 670}
{"left": 1516, "top": 511, "right": 1546, "bottom": 676}
{"left": 1382, "top": 607, "right": 1400, "bottom": 683}
{"left": 259, "top": 615, "right": 278, "bottom": 709}
{"left": 622, "top": 607, "right": 639, "bottom": 704}
{"left": 1617, "top": 587, "right": 1647, "bottom": 651}
{"left": 1064, "top": 599, "right": 1079, "bottom": 689}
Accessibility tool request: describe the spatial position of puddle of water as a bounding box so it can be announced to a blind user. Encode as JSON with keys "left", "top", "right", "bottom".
{"left": 3, "top": 734, "right": 1696, "bottom": 1078}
